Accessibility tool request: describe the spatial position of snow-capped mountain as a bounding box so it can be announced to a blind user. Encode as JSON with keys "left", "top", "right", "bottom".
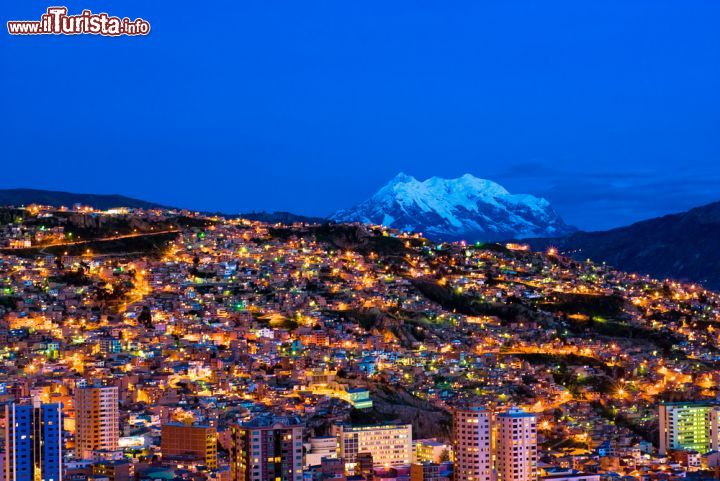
{"left": 331, "top": 173, "right": 576, "bottom": 241}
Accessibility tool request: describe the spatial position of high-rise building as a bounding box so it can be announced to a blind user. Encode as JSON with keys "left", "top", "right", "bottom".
{"left": 453, "top": 406, "right": 492, "bottom": 481}
{"left": 4, "top": 399, "right": 63, "bottom": 481}
{"left": 332, "top": 423, "right": 412, "bottom": 468}
{"left": 453, "top": 406, "right": 538, "bottom": 481}
{"left": 659, "top": 402, "right": 718, "bottom": 455}
{"left": 495, "top": 408, "right": 537, "bottom": 481}
{"left": 74, "top": 386, "right": 119, "bottom": 459}
{"left": 230, "top": 416, "right": 303, "bottom": 481}
{"left": 712, "top": 406, "right": 720, "bottom": 453}
{"left": 161, "top": 423, "right": 218, "bottom": 470}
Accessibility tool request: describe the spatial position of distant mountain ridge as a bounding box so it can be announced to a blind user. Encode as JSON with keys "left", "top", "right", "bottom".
{"left": 526, "top": 201, "right": 720, "bottom": 290}
{"left": 0, "top": 188, "right": 168, "bottom": 210}
{"left": 0, "top": 189, "right": 323, "bottom": 224}
{"left": 331, "top": 173, "right": 576, "bottom": 241}
{"left": 225, "top": 211, "right": 326, "bottom": 224}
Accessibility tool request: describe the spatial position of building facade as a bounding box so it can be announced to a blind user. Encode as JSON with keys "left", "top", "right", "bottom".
{"left": 453, "top": 406, "right": 492, "bottom": 481}
{"left": 332, "top": 423, "right": 412, "bottom": 468}
{"left": 230, "top": 416, "right": 303, "bottom": 481}
{"left": 410, "top": 462, "right": 442, "bottom": 481}
{"left": 495, "top": 408, "right": 538, "bottom": 481}
{"left": 415, "top": 439, "right": 449, "bottom": 464}
{"left": 304, "top": 436, "right": 337, "bottom": 469}
{"left": 453, "top": 406, "right": 538, "bottom": 481}
{"left": 659, "top": 402, "right": 718, "bottom": 455}
{"left": 4, "top": 399, "right": 63, "bottom": 481}
{"left": 74, "top": 386, "right": 119, "bottom": 459}
{"left": 161, "top": 423, "right": 218, "bottom": 470}
{"left": 91, "top": 460, "right": 134, "bottom": 481}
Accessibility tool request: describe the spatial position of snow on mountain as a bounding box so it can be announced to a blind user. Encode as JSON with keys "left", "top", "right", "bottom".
{"left": 331, "top": 173, "right": 576, "bottom": 241}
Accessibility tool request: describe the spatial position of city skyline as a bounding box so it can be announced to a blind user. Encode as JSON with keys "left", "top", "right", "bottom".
{"left": 1, "top": 203, "right": 720, "bottom": 481}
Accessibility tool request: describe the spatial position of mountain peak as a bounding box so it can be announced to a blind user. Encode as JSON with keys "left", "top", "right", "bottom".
{"left": 389, "top": 172, "right": 416, "bottom": 184}
{"left": 378, "top": 172, "right": 418, "bottom": 194}
{"left": 332, "top": 173, "right": 575, "bottom": 242}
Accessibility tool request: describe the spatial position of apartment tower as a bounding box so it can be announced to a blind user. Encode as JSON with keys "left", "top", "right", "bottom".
{"left": 74, "top": 386, "right": 119, "bottom": 459}
{"left": 4, "top": 399, "right": 63, "bottom": 481}
{"left": 453, "top": 406, "right": 492, "bottom": 481}
{"left": 495, "top": 408, "right": 538, "bottom": 481}
{"left": 230, "top": 416, "right": 303, "bottom": 481}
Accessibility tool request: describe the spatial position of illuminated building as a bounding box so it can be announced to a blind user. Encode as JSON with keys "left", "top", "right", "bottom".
{"left": 659, "top": 402, "right": 718, "bottom": 455}
{"left": 332, "top": 423, "right": 412, "bottom": 468}
{"left": 410, "top": 462, "right": 442, "bottom": 481}
{"left": 304, "top": 371, "right": 373, "bottom": 409}
{"left": 453, "top": 406, "right": 492, "bottom": 481}
{"left": 304, "top": 437, "right": 337, "bottom": 469}
{"left": 345, "top": 388, "right": 373, "bottom": 410}
{"left": 98, "top": 338, "right": 122, "bottom": 354}
{"left": 91, "top": 460, "right": 134, "bottom": 481}
{"left": 453, "top": 406, "right": 537, "bottom": 481}
{"left": 495, "top": 408, "right": 537, "bottom": 481}
{"left": 45, "top": 343, "right": 59, "bottom": 360}
{"left": 4, "top": 399, "right": 62, "bottom": 481}
{"left": 230, "top": 416, "right": 303, "bottom": 481}
{"left": 415, "top": 439, "right": 449, "bottom": 464}
{"left": 161, "top": 423, "right": 218, "bottom": 470}
{"left": 74, "top": 386, "right": 119, "bottom": 459}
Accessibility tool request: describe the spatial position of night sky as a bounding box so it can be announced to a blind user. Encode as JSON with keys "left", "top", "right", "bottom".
{"left": 2, "top": 1, "right": 719, "bottom": 230}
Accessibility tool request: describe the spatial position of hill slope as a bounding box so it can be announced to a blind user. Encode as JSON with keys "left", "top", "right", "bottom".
{"left": 527, "top": 201, "right": 720, "bottom": 290}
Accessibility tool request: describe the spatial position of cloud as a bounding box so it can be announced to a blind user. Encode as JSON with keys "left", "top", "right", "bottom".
{"left": 496, "top": 162, "right": 720, "bottom": 230}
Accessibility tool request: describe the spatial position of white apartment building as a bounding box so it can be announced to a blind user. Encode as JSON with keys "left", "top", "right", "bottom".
{"left": 332, "top": 423, "right": 412, "bottom": 468}
{"left": 453, "top": 406, "right": 492, "bottom": 481}
{"left": 453, "top": 406, "right": 538, "bottom": 481}
{"left": 496, "top": 408, "right": 538, "bottom": 481}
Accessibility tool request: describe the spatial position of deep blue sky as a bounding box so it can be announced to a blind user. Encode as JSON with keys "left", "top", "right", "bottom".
{"left": 1, "top": 1, "right": 719, "bottom": 230}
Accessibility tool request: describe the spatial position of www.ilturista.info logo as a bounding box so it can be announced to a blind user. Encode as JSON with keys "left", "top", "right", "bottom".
{"left": 7, "top": 7, "right": 150, "bottom": 36}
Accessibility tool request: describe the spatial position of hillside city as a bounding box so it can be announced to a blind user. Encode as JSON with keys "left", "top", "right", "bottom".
{"left": 2, "top": 204, "right": 720, "bottom": 481}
